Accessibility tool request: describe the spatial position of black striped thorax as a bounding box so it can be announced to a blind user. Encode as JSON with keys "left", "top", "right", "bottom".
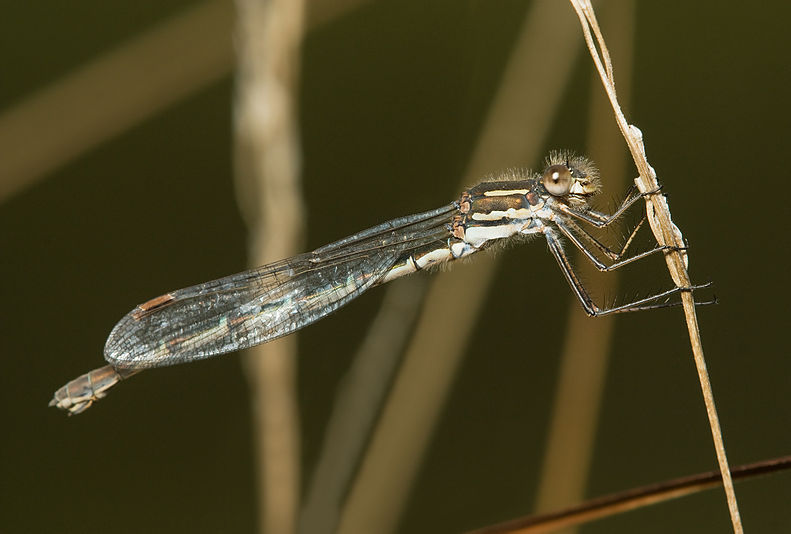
{"left": 451, "top": 174, "right": 551, "bottom": 249}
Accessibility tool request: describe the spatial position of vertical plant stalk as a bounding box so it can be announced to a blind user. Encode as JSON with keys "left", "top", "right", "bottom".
{"left": 298, "top": 277, "right": 427, "bottom": 534}
{"left": 233, "top": 0, "right": 305, "bottom": 532}
{"left": 567, "top": 1, "right": 743, "bottom": 532}
{"left": 534, "top": 2, "right": 635, "bottom": 525}
{"left": 336, "top": 2, "right": 583, "bottom": 532}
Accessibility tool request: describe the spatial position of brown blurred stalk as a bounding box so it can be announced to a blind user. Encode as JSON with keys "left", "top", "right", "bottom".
{"left": 533, "top": 2, "right": 635, "bottom": 530}
{"left": 299, "top": 276, "right": 428, "bottom": 534}
{"left": 336, "top": 1, "right": 584, "bottom": 532}
{"left": 233, "top": 1, "right": 305, "bottom": 533}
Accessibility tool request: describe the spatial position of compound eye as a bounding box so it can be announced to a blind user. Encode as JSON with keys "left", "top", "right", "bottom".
{"left": 542, "top": 164, "right": 573, "bottom": 196}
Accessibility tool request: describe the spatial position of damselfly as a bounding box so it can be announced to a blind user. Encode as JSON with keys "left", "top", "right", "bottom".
{"left": 50, "top": 152, "right": 703, "bottom": 414}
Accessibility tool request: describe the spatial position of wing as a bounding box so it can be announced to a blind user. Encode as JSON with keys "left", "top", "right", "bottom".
{"left": 104, "top": 204, "right": 455, "bottom": 369}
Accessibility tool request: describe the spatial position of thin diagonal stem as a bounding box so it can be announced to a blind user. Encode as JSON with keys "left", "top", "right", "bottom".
{"left": 472, "top": 455, "right": 791, "bottom": 534}
{"left": 567, "top": 1, "right": 743, "bottom": 532}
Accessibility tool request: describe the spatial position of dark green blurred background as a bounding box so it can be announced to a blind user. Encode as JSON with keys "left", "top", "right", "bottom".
{"left": 2, "top": 1, "right": 790, "bottom": 533}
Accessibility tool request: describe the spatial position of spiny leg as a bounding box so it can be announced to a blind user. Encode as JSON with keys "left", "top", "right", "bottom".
{"left": 544, "top": 230, "right": 706, "bottom": 317}
{"left": 559, "top": 185, "right": 663, "bottom": 228}
{"left": 556, "top": 215, "right": 648, "bottom": 263}
{"left": 554, "top": 219, "right": 680, "bottom": 272}
{"left": 552, "top": 186, "right": 662, "bottom": 263}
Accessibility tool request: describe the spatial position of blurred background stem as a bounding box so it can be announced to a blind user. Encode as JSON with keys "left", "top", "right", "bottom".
{"left": 337, "top": 1, "right": 582, "bottom": 531}
{"left": 233, "top": 0, "right": 306, "bottom": 533}
{"left": 533, "top": 1, "right": 635, "bottom": 529}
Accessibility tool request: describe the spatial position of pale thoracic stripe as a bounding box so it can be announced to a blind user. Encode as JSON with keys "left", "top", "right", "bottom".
{"left": 482, "top": 188, "right": 530, "bottom": 197}
{"left": 471, "top": 208, "right": 532, "bottom": 221}
{"left": 464, "top": 223, "right": 523, "bottom": 246}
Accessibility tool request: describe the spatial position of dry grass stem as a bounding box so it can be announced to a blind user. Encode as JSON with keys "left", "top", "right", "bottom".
{"left": 568, "top": 1, "right": 743, "bottom": 531}
{"left": 337, "top": 2, "right": 582, "bottom": 532}
{"left": 472, "top": 455, "right": 791, "bottom": 534}
{"left": 233, "top": 0, "right": 305, "bottom": 532}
